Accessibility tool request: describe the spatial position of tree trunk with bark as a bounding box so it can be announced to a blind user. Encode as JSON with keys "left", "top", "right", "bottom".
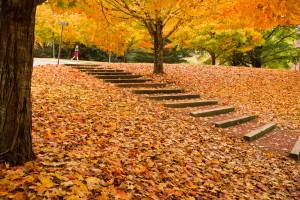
{"left": 0, "top": 0, "right": 45, "bottom": 166}
{"left": 247, "top": 47, "right": 263, "bottom": 68}
{"left": 153, "top": 21, "right": 164, "bottom": 74}
{"left": 230, "top": 51, "right": 248, "bottom": 66}
{"left": 123, "top": 51, "right": 127, "bottom": 63}
{"left": 209, "top": 52, "right": 216, "bottom": 65}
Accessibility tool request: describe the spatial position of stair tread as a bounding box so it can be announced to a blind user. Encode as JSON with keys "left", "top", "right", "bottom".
{"left": 243, "top": 122, "right": 276, "bottom": 141}
{"left": 190, "top": 106, "right": 235, "bottom": 117}
{"left": 289, "top": 136, "right": 300, "bottom": 160}
{"left": 164, "top": 100, "right": 218, "bottom": 108}
{"left": 146, "top": 94, "right": 200, "bottom": 100}
{"left": 214, "top": 115, "right": 256, "bottom": 128}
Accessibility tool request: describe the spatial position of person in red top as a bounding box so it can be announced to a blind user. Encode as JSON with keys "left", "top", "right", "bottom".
{"left": 71, "top": 45, "right": 79, "bottom": 61}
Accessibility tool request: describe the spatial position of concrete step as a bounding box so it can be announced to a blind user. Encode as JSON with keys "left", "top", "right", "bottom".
{"left": 164, "top": 100, "right": 218, "bottom": 108}
{"left": 145, "top": 94, "right": 200, "bottom": 100}
{"left": 289, "top": 136, "right": 300, "bottom": 161}
{"left": 132, "top": 88, "right": 184, "bottom": 94}
{"left": 75, "top": 67, "right": 104, "bottom": 70}
{"left": 86, "top": 72, "right": 131, "bottom": 75}
{"left": 65, "top": 64, "right": 102, "bottom": 67}
{"left": 104, "top": 79, "right": 153, "bottom": 83}
{"left": 95, "top": 75, "right": 143, "bottom": 79}
{"left": 116, "top": 83, "right": 166, "bottom": 88}
{"left": 243, "top": 123, "right": 276, "bottom": 142}
{"left": 190, "top": 106, "right": 235, "bottom": 117}
{"left": 75, "top": 67, "right": 105, "bottom": 70}
{"left": 214, "top": 115, "right": 256, "bottom": 128}
{"left": 80, "top": 69, "right": 124, "bottom": 72}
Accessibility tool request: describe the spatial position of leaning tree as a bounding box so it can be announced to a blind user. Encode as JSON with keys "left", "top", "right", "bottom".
{"left": 0, "top": 0, "right": 46, "bottom": 166}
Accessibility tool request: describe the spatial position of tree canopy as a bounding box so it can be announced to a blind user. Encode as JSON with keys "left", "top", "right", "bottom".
{"left": 46, "top": 0, "right": 300, "bottom": 72}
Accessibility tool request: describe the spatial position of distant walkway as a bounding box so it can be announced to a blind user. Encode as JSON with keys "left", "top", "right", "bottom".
{"left": 291, "top": 63, "right": 300, "bottom": 70}
{"left": 33, "top": 58, "right": 102, "bottom": 66}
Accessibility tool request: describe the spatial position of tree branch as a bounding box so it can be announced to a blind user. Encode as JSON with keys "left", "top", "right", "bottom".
{"left": 164, "top": 19, "right": 184, "bottom": 40}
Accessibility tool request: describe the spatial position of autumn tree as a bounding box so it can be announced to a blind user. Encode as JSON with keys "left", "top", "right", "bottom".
{"left": 171, "top": 0, "right": 300, "bottom": 67}
{"left": 36, "top": 3, "right": 148, "bottom": 61}
{"left": 226, "top": 0, "right": 300, "bottom": 29}
{"left": 84, "top": 19, "right": 150, "bottom": 62}
{"left": 172, "top": 24, "right": 265, "bottom": 65}
{"left": 245, "top": 26, "right": 300, "bottom": 68}
{"left": 64, "top": 0, "right": 203, "bottom": 73}
{"left": 49, "top": 0, "right": 300, "bottom": 72}
{"left": 35, "top": 3, "right": 94, "bottom": 58}
{"left": 224, "top": 0, "right": 300, "bottom": 68}
{"left": 0, "top": 0, "right": 46, "bottom": 166}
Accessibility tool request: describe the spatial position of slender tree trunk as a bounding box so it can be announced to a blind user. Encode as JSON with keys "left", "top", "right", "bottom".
{"left": 123, "top": 51, "right": 127, "bottom": 63}
{"left": 153, "top": 21, "right": 164, "bottom": 74}
{"left": 209, "top": 52, "right": 216, "bottom": 65}
{"left": 108, "top": 53, "right": 112, "bottom": 63}
{"left": 0, "top": 0, "right": 45, "bottom": 166}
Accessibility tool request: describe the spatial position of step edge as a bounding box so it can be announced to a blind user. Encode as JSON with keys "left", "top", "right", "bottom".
{"left": 243, "top": 122, "right": 277, "bottom": 141}
{"left": 289, "top": 136, "right": 300, "bottom": 160}
{"left": 163, "top": 100, "right": 218, "bottom": 108}
{"left": 190, "top": 106, "right": 235, "bottom": 116}
{"left": 214, "top": 115, "right": 256, "bottom": 128}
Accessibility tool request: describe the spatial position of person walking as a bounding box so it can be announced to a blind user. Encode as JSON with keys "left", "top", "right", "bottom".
{"left": 71, "top": 45, "right": 79, "bottom": 61}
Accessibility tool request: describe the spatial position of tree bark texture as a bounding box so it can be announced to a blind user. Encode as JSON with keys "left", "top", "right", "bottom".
{"left": 153, "top": 21, "right": 164, "bottom": 74}
{"left": 209, "top": 52, "right": 216, "bottom": 65}
{"left": 0, "top": 0, "right": 45, "bottom": 166}
{"left": 247, "top": 47, "right": 263, "bottom": 68}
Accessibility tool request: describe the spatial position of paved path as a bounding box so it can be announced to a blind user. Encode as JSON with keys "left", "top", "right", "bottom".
{"left": 33, "top": 58, "right": 101, "bottom": 66}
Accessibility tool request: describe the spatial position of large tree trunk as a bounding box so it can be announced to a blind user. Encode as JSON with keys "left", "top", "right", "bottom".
{"left": 0, "top": 0, "right": 45, "bottom": 166}
{"left": 153, "top": 21, "right": 164, "bottom": 74}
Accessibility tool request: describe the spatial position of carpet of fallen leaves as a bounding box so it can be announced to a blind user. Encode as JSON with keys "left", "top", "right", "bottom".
{"left": 107, "top": 63, "right": 300, "bottom": 156}
{"left": 108, "top": 63, "right": 300, "bottom": 132}
{"left": 0, "top": 64, "right": 299, "bottom": 199}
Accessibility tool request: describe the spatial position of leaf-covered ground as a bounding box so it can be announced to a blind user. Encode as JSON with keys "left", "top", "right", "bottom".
{"left": 107, "top": 63, "right": 300, "bottom": 156}
{"left": 108, "top": 63, "right": 300, "bottom": 132}
{"left": 0, "top": 64, "right": 299, "bottom": 199}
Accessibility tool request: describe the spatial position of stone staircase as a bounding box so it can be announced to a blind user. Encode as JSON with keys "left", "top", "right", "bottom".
{"left": 67, "top": 64, "right": 300, "bottom": 161}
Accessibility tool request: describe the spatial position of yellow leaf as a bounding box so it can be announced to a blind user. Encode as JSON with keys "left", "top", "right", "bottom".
{"left": 25, "top": 175, "right": 35, "bottom": 183}
{"left": 40, "top": 177, "right": 54, "bottom": 188}
{"left": 96, "top": 124, "right": 103, "bottom": 132}
{"left": 45, "top": 128, "right": 51, "bottom": 134}
{"left": 246, "top": 182, "right": 255, "bottom": 189}
{"left": 65, "top": 195, "right": 80, "bottom": 200}
{"left": 5, "top": 162, "right": 9, "bottom": 168}
{"left": 97, "top": 192, "right": 108, "bottom": 200}
{"left": 86, "top": 177, "right": 101, "bottom": 190}
{"left": 87, "top": 140, "right": 93, "bottom": 145}
{"left": 158, "top": 183, "right": 167, "bottom": 191}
